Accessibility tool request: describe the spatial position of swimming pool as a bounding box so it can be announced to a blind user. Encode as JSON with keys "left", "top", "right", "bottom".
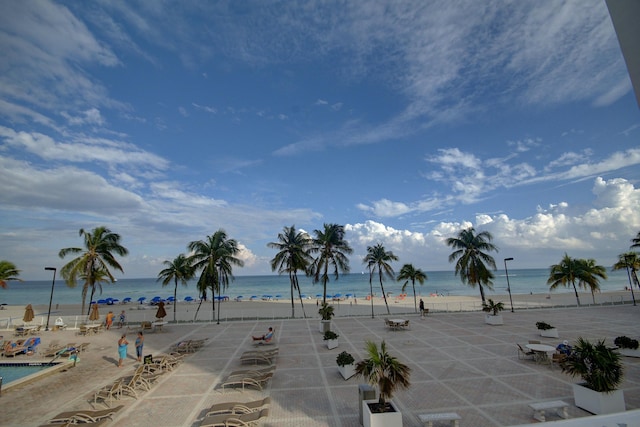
{"left": 0, "top": 361, "right": 70, "bottom": 392}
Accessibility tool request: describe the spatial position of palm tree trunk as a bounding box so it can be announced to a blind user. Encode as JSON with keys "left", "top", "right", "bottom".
{"left": 478, "top": 283, "right": 486, "bottom": 304}
{"left": 173, "top": 278, "right": 178, "bottom": 323}
{"left": 193, "top": 297, "right": 203, "bottom": 321}
{"left": 87, "top": 286, "right": 96, "bottom": 317}
{"left": 289, "top": 271, "right": 295, "bottom": 318}
{"left": 368, "top": 266, "right": 374, "bottom": 318}
{"left": 571, "top": 279, "right": 581, "bottom": 306}
{"left": 412, "top": 280, "right": 417, "bottom": 312}
{"left": 322, "top": 263, "right": 329, "bottom": 305}
{"left": 379, "top": 269, "right": 390, "bottom": 315}
{"left": 293, "top": 273, "right": 306, "bottom": 318}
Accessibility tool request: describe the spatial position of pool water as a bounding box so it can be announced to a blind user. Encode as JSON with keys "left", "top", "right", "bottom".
{"left": 0, "top": 362, "right": 60, "bottom": 385}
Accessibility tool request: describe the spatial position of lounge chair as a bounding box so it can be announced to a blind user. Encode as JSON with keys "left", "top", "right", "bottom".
{"left": 517, "top": 343, "right": 535, "bottom": 360}
{"left": 220, "top": 372, "right": 273, "bottom": 391}
{"left": 94, "top": 378, "right": 123, "bottom": 408}
{"left": 49, "top": 404, "right": 124, "bottom": 423}
{"left": 227, "top": 366, "right": 276, "bottom": 379}
{"left": 39, "top": 421, "right": 110, "bottom": 427}
{"left": 205, "top": 397, "right": 271, "bottom": 416}
{"left": 240, "top": 351, "right": 277, "bottom": 365}
{"left": 4, "top": 340, "right": 26, "bottom": 357}
{"left": 42, "top": 344, "right": 66, "bottom": 358}
{"left": 199, "top": 408, "right": 269, "bottom": 427}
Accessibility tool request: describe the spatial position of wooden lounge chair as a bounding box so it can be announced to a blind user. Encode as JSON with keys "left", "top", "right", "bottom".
{"left": 94, "top": 378, "right": 123, "bottom": 408}
{"left": 205, "top": 397, "right": 271, "bottom": 416}
{"left": 39, "top": 421, "right": 110, "bottom": 427}
{"left": 220, "top": 372, "right": 273, "bottom": 391}
{"left": 42, "top": 345, "right": 66, "bottom": 358}
{"left": 4, "top": 340, "right": 26, "bottom": 357}
{"left": 199, "top": 408, "right": 269, "bottom": 427}
{"left": 49, "top": 404, "right": 124, "bottom": 423}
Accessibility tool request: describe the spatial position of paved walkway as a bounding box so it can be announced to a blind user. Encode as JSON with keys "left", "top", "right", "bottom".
{"left": 1, "top": 305, "right": 639, "bottom": 426}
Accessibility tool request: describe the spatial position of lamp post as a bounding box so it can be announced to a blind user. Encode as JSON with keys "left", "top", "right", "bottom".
{"left": 504, "top": 257, "right": 514, "bottom": 313}
{"left": 44, "top": 267, "right": 57, "bottom": 331}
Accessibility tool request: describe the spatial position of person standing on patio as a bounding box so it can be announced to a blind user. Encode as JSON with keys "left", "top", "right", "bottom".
{"left": 117, "top": 334, "right": 128, "bottom": 367}
{"left": 419, "top": 299, "right": 425, "bottom": 318}
{"left": 105, "top": 311, "right": 115, "bottom": 330}
{"left": 117, "top": 310, "right": 126, "bottom": 329}
{"left": 135, "top": 331, "right": 144, "bottom": 362}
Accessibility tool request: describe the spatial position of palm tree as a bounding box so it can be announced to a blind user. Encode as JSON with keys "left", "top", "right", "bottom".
{"left": 445, "top": 227, "right": 498, "bottom": 304}
{"left": 397, "top": 264, "right": 427, "bottom": 313}
{"left": 157, "top": 254, "right": 195, "bottom": 323}
{"left": 0, "top": 260, "right": 21, "bottom": 289}
{"left": 631, "top": 231, "right": 640, "bottom": 248}
{"left": 309, "top": 223, "right": 353, "bottom": 305}
{"left": 83, "top": 268, "right": 111, "bottom": 316}
{"left": 188, "top": 229, "right": 244, "bottom": 324}
{"left": 612, "top": 252, "right": 640, "bottom": 306}
{"left": 268, "top": 225, "right": 313, "bottom": 318}
{"left": 547, "top": 253, "right": 582, "bottom": 306}
{"left": 363, "top": 244, "right": 398, "bottom": 315}
{"left": 354, "top": 340, "right": 411, "bottom": 408}
{"left": 58, "top": 226, "right": 128, "bottom": 315}
{"left": 576, "top": 258, "right": 607, "bottom": 304}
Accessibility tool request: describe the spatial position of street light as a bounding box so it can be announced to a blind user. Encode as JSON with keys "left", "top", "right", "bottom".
{"left": 504, "top": 257, "right": 514, "bottom": 313}
{"left": 44, "top": 267, "right": 57, "bottom": 331}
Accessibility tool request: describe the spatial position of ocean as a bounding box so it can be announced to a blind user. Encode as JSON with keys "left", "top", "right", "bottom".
{"left": 0, "top": 268, "right": 632, "bottom": 308}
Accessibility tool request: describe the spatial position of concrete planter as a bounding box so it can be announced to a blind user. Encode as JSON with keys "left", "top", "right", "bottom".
{"left": 326, "top": 338, "right": 338, "bottom": 350}
{"left": 540, "top": 328, "right": 559, "bottom": 338}
{"left": 485, "top": 314, "right": 503, "bottom": 325}
{"left": 572, "top": 383, "right": 625, "bottom": 415}
{"left": 338, "top": 363, "right": 356, "bottom": 380}
{"left": 362, "top": 399, "right": 402, "bottom": 427}
{"left": 319, "top": 320, "right": 331, "bottom": 333}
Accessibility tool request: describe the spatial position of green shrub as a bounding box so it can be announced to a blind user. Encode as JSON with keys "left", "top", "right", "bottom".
{"left": 614, "top": 336, "right": 639, "bottom": 350}
{"left": 323, "top": 330, "right": 339, "bottom": 340}
{"left": 536, "top": 321, "right": 554, "bottom": 330}
{"left": 336, "top": 351, "right": 355, "bottom": 366}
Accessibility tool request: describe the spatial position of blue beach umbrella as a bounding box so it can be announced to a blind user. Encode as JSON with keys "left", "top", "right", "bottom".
{"left": 122, "top": 297, "right": 132, "bottom": 304}
{"left": 137, "top": 297, "right": 147, "bottom": 304}
{"left": 345, "top": 293, "right": 353, "bottom": 297}
{"left": 250, "top": 295, "right": 258, "bottom": 300}
{"left": 184, "top": 296, "right": 194, "bottom": 302}
{"left": 97, "top": 299, "right": 107, "bottom": 305}
{"left": 315, "top": 294, "right": 322, "bottom": 299}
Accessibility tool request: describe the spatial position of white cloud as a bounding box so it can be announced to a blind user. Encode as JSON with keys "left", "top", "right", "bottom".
{"left": 178, "top": 106, "right": 189, "bottom": 117}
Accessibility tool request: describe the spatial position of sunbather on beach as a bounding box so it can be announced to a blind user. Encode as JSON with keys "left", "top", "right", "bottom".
{"left": 252, "top": 327, "right": 274, "bottom": 342}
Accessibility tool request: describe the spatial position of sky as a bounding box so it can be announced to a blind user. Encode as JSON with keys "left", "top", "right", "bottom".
{"left": 1, "top": 0, "right": 639, "bottom": 281}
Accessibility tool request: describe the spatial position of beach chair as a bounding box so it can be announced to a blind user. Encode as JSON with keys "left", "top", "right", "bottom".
{"left": 240, "top": 350, "right": 277, "bottom": 365}
{"left": 78, "top": 325, "right": 89, "bottom": 336}
{"left": 93, "top": 378, "right": 123, "bottom": 408}
{"left": 4, "top": 340, "right": 26, "bottom": 357}
{"left": 517, "top": 343, "right": 535, "bottom": 360}
{"left": 199, "top": 408, "right": 269, "bottom": 427}
{"left": 221, "top": 372, "right": 273, "bottom": 391}
{"left": 205, "top": 397, "right": 271, "bottom": 416}
{"left": 227, "top": 366, "right": 276, "bottom": 379}
{"left": 49, "top": 404, "right": 124, "bottom": 423}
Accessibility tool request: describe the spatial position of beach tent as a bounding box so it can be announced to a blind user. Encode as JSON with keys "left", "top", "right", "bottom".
{"left": 155, "top": 301, "right": 167, "bottom": 319}
{"left": 23, "top": 304, "right": 34, "bottom": 323}
{"left": 89, "top": 303, "right": 100, "bottom": 322}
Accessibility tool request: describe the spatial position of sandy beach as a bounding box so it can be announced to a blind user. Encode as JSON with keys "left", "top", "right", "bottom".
{"left": 1, "top": 289, "right": 635, "bottom": 329}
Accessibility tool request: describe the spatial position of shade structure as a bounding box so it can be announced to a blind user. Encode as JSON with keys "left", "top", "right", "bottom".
{"left": 137, "top": 297, "right": 146, "bottom": 304}
{"left": 23, "top": 304, "right": 35, "bottom": 322}
{"left": 89, "top": 303, "right": 100, "bottom": 321}
{"left": 155, "top": 301, "right": 167, "bottom": 319}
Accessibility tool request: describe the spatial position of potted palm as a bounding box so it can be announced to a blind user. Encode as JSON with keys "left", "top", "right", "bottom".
{"left": 323, "top": 330, "right": 339, "bottom": 349}
{"left": 614, "top": 336, "right": 640, "bottom": 358}
{"left": 482, "top": 298, "right": 504, "bottom": 325}
{"left": 355, "top": 340, "right": 411, "bottom": 427}
{"left": 561, "top": 337, "right": 625, "bottom": 414}
{"left": 536, "top": 321, "right": 559, "bottom": 338}
{"left": 318, "top": 302, "right": 335, "bottom": 333}
{"left": 336, "top": 350, "right": 356, "bottom": 380}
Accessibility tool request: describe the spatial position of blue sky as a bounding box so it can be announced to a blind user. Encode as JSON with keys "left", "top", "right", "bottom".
{"left": 1, "top": 1, "right": 639, "bottom": 280}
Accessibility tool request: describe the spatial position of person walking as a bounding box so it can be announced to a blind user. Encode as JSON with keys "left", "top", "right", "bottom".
{"left": 117, "top": 334, "right": 128, "bottom": 367}
{"left": 419, "top": 298, "right": 425, "bottom": 318}
{"left": 105, "top": 311, "right": 115, "bottom": 330}
{"left": 135, "top": 331, "right": 144, "bottom": 362}
{"left": 117, "top": 310, "right": 126, "bottom": 329}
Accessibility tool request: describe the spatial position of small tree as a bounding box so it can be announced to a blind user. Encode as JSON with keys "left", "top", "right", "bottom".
{"left": 318, "top": 302, "right": 335, "bottom": 321}
{"left": 482, "top": 298, "right": 504, "bottom": 316}
{"left": 355, "top": 340, "right": 411, "bottom": 411}
{"left": 561, "top": 337, "right": 623, "bottom": 393}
